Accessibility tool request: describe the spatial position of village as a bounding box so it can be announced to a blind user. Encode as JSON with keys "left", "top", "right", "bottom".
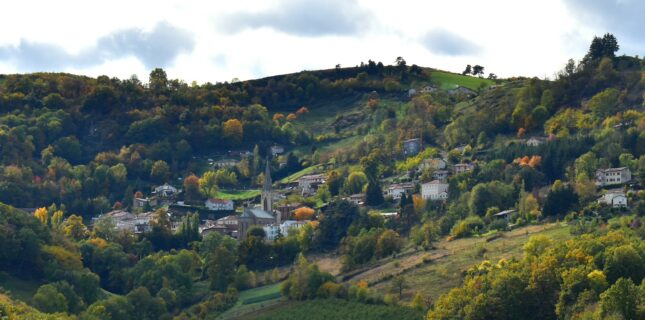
{"left": 93, "top": 137, "right": 636, "bottom": 243}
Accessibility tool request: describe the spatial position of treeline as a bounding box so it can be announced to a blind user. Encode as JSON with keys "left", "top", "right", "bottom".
{"left": 428, "top": 220, "right": 645, "bottom": 319}
{"left": 0, "top": 203, "right": 298, "bottom": 319}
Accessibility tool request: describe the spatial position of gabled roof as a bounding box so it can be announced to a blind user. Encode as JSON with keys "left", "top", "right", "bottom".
{"left": 494, "top": 209, "right": 516, "bottom": 217}
{"left": 597, "top": 167, "right": 629, "bottom": 173}
{"left": 299, "top": 174, "right": 326, "bottom": 180}
{"left": 422, "top": 180, "right": 447, "bottom": 185}
{"left": 242, "top": 207, "right": 275, "bottom": 219}
{"left": 206, "top": 198, "right": 233, "bottom": 204}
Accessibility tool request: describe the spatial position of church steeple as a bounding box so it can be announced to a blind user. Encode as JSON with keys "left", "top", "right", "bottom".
{"left": 261, "top": 159, "right": 273, "bottom": 215}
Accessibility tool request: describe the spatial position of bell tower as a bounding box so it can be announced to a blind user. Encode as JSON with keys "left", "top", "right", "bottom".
{"left": 261, "top": 159, "right": 273, "bottom": 216}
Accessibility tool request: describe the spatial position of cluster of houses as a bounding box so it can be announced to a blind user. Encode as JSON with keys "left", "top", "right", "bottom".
{"left": 92, "top": 137, "right": 637, "bottom": 241}
{"left": 207, "top": 145, "right": 285, "bottom": 170}
{"left": 132, "top": 183, "right": 181, "bottom": 209}
{"left": 407, "top": 85, "right": 476, "bottom": 99}
{"left": 96, "top": 159, "right": 310, "bottom": 241}
{"left": 595, "top": 167, "right": 633, "bottom": 209}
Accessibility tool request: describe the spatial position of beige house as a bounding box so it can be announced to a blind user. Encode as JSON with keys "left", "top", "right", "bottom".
{"left": 384, "top": 182, "right": 415, "bottom": 200}
{"left": 454, "top": 163, "right": 475, "bottom": 175}
{"left": 595, "top": 167, "right": 631, "bottom": 187}
{"left": 421, "top": 180, "right": 449, "bottom": 201}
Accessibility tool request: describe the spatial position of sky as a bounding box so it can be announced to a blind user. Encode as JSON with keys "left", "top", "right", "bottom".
{"left": 0, "top": 0, "right": 643, "bottom": 84}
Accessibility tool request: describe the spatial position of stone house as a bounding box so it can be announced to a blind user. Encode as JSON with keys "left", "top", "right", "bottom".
{"left": 595, "top": 167, "right": 631, "bottom": 187}
{"left": 421, "top": 180, "right": 449, "bottom": 201}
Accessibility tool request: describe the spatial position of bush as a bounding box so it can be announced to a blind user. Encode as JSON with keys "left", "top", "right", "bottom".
{"left": 488, "top": 218, "right": 508, "bottom": 231}
{"left": 32, "top": 284, "right": 68, "bottom": 314}
{"left": 450, "top": 216, "right": 485, "bottom": 238}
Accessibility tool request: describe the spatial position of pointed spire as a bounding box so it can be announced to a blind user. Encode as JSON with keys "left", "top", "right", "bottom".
{"left": 261, "top": 158, "right": 273, "bottom": 214}
{"left": 264, "top": 159, "right": 272, "bottom": 191}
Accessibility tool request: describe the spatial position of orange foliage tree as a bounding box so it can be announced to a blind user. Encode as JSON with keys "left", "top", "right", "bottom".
{"left": 223, "top": 118, "right": 244, "bottom": 145}
{"left": 513, "top": 155, "right": 542, "bottom": 168}
{"left": 273, "top": 113, "right": 285, "bottom": 121}
{"left": 528, "top": 155, "right": 542, "bottom": 168}
{"left": 293, "top": 207, "right": 315, "bottom": 220}
{"left": 296, "top": 106, "right": 309, "bottom": 115}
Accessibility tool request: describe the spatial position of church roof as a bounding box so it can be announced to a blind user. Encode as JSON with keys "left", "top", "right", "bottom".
{"left": 242, "top": 207, "right": 275, "bottom": 219}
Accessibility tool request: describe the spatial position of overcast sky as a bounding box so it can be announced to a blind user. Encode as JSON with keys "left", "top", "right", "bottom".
{"left": 0, "top": 0, "right": 642, "bottom": 84}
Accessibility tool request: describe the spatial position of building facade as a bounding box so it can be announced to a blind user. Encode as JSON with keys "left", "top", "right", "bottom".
{"left": 454, "top": 163, "right": 475, "bottom": 175}
{"left": 205, "top": 198, "right": 234, "bottom": 211}
{"left": 595, "top": 167, "right": 632, "bottom": 187}
{"left": 421, "top": 180, "right": 449, "bottom": 201}
{"left": 384, "top": 182, "right": 415, "bottom": 200}
{"left": 597, "top": 190, "right": 628, "bottom": 208}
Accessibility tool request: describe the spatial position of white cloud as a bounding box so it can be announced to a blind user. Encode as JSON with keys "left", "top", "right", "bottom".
{"left": 0, "top": 0, "right": 635, "bottom": 83}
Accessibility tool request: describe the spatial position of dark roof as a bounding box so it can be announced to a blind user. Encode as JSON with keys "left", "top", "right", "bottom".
{"left": 494, "top": 209, "right": 516, "bottom": 217}
{"left": 241, "top": 207, "right": 275, "bottom": 219}
{"left": 207, "top": 198, "right": 233, "bottom": 204}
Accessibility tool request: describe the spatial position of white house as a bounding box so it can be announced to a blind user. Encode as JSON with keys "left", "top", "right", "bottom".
{"left": 263, "top": 220, "right": 309, "bottom": 240}
{"left": 96, "top": 210, "right": 156, "bottom": 234}
{"left": 345, "top": 193, "right": 366, "bottom": 206}
{"left": 597, "top": 190, "right": 628, "bottom": 208}
{"left": 205, "top": 198, "right": 234, "bottom": 211}
{"left": 212, "top": 159, "right": 239, "bottom": 169}
{"left": 595, "top": 167, "right": 632, "bottom": 187}
{"left": 525, "top": 136, "right": 548, "bottom": 147}
{"left": 270, "top": 145, "right": 285, "bottom": 156}
{"left": 384, "top": 182, "right": 415, "bottom": 200}
{"left": 298, "top": 174, "right": 326, "bottom": 195}
{"left": 419, "top": 86, "right": 438, "bottom": 94}
{"left": 153, "top": 183, "right": 178, "bottom": 197}
{"left": 421, "top": 180, "right": 449, "bottom": 201}
{"left": 454, "top": 163, "right": 475, "bottom": 175}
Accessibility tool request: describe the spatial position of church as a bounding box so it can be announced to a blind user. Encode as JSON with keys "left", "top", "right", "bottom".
{"left": 237, "top": 159, "right": 280, "bottom": 239}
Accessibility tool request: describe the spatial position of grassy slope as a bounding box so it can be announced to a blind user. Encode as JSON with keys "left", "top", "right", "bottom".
{"left": 332, "top": 223, "right": 571, "bottom": 303}
{"left": 0, "top": 274, "right": 43, "bottom": 303}
{"left": 279, "top": 164, "right": 325, "bottom": 184}
{"left": 243, "top": 299, "right": 424, "bottom": 320}
{"left": 218, "top": 283, "right": 283, "bottom": 319}
{"left": 217, "top": 189, "right": 261, "bottom": 201}
{"left": 430, "top": 70, "right": 495, "bottom": 91}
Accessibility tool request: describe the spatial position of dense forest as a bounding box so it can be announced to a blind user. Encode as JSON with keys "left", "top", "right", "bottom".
{"left": 0, "top": 33, "right": 644, "bottom": 319}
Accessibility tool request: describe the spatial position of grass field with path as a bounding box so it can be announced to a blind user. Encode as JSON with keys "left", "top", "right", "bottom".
{"left": 242, "top": 299, "right": 424, "bottom": 320}
{"left": 217, "top": 189, "right": 261, "bottom": 201}
{"left": 430, "top": 70, "right": 495, "bottom": 90}
{"left": 218, "top": 283, "right": 283, "bottom": 319}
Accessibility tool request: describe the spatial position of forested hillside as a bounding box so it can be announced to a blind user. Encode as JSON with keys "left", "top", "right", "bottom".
{"left": 0, "top": 34, "right": 644, "bottom": 320}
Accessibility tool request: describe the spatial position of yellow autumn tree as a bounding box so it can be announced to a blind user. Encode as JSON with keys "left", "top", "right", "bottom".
{"left": 61, "top": 215, "right": 89, "bottom": 241}
{"left": 34, "top": 207, "right": 48, "bottom": 225}
{"left": 199, "top": 171, "right": 219, "bottom": 198}
{"left": 51, "top": 210, "right": 64, "bottom": 229}
{"left": 412, "top": 194, "right": 427, "bottom": 214}
{"left": 223, "top": 118, "right": 243, "bottom": 145}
